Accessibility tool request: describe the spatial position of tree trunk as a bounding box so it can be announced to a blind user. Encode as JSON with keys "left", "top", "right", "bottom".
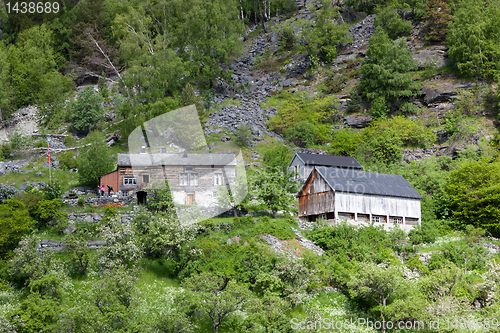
{"left": 233, "top": 207, "right": 238, "bottom": 217}
{"left": 273, "top": 210, "right": 277, "bottom": 218}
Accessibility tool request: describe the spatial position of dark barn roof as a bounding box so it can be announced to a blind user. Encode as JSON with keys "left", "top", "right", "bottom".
{"left": 117, "top": 153, "right": 237, "bottom": 167}
{"left": 294, "top": 153, "right": 363, "bottom": 169}
{"left": 314, "top": 166, "right": 422, "bottom": 199}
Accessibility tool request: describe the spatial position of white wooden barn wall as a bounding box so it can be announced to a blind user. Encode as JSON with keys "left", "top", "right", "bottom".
{"left": 335, "top": 192, "right": 421, "bottom": 219}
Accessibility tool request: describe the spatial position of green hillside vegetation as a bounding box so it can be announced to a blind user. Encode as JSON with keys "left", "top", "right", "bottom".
{"left": 1, "top": 0, "right": 500, "bottom": 331}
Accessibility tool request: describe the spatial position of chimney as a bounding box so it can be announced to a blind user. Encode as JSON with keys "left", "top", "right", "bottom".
{"left": 141, "top": 146, "right": 146, "bottom": 153}
{"left": 183, "top": 153, "right": 188, "bottom": 158}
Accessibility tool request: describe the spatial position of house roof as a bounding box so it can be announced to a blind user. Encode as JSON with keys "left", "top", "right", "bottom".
{"left": 306, "top": 166, "right": 422, "bottom": 199}
{"left": 117, "top": 153, "right": 237, "bottom": 167}
{"left": 291, "top": 153, "right": 363, "bottom": 169}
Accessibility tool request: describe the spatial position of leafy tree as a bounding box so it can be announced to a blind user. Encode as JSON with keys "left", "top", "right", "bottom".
{"left": 7, "top": 24, "right": 72, "bottom": 109}
{"left": 68, "top": 86, "right": 104, "bottom": 134}
{"left": 0, "top": 199, "right": 34, "bottom": 258}
{"left": 374, "top": 6, "right": 413, "bottom": 40}
{"left": 446, "top": 158, "right": 500, "bottom": 235}
{"left": 252, "top": 167, "right": 299, "bottom": 218}
{"left": 77, "top": 131, "right": 115, "bottom": 186}
{"left": 262, "top": 143, "right": 294, "bottom": 170}
{"left": 424, "top": 0, "right": 453, "bottom": 43}
{"left": 8, "top": 293, "right": 59, "bottom": 333}
{"left": 0, "top": 43, "right": 13, "bottom": 120}
{"left": 348, "top": 262, "right": 405, "bottom": 329}
{"left": 272, "top": 256, "right": 314, "bottom": 307}
{"left": 35, "top": 199, "right": 67, "bottom": 230}
{"left": 298, "top": 0, "right": 352, "bottom": 63}
{"left": 132, "top": 208, "right": 197, "bottom": 258}
{"left": 447, "top": 0, "right": 500, "bottom": 79}
{"left": 95, "top": 216, "right": 142, "bottom": 270}
{"left": 64, "top": 231, "right": 90, "bottom": 276}
{"left": 9, "top": 234, "right": 63, "bottom": 283}
{"left": 359, "top": 27, "right": 420, "bottom": 108}
{"left": 181, "top": 272, "right": 252, "bottom": 332}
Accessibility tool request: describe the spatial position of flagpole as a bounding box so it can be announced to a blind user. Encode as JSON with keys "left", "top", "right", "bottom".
{"left": 48, "top": 143, "right": 51, "bottom": 185}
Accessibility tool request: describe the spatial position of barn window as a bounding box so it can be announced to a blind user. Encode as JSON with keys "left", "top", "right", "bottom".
{"left": 371, "top": 216, "right": 380, "bottom": 223}
{"left": 143, "top": 175, "right": 150, "bottom": 184}
{"left": 124, "top": 177, "right": 137, "bottom": 185}
{"left": 214, "top": 173, "right": 223, "bottom": 186}
{"left": 391, "top": 217, "right": 403, "bottom": 224}
{"left": 294, "top": 165, "right": 299, "bottom": 179}
{"left": 185, "top": 166, "right": 193, "bottom": 171}
{"left": 319, "top": 213, "right": 327, "bottom": 220}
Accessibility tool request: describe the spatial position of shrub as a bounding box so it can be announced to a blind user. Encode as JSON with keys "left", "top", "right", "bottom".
{"left": 285, "top": 121, "right": 317, "bottom": 147}
{"left": 374, "top": 6, "right": 413, "bottom": 40}
{"left": 59, "top": 151, "right": 78, "bottom": 170}
{"left": 262, "top": 143, "right": 293, "bottom": 170}
{"left": 370, "top": 96, "right": 389, "bottom": 118}
{"left": 235, "top": 124, "right": 252, "bottom": 147}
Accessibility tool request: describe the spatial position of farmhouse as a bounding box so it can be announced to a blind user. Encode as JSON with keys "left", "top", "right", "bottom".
{"left": 288, "top": 152, "right": 363, "bottom": 182}
{"left": 99, "top": 152, "right": 237, "bottom": 205}
{"left": 297, "top": 166, "right": 422, "bottom": 230}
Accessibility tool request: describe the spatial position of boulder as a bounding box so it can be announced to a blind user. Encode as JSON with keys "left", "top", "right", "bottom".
{"left": 344, "top": 114, "right": 372, "bottom": 128}
{"left": 18, "top": 182, "right": 31, "bottom": 191}
{"left": 412, "top": 46, "right": 449, "bottom": 70}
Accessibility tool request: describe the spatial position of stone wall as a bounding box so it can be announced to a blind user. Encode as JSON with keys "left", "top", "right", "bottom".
{"left": 62, "top": 194, "right": 136, "bottom": 207}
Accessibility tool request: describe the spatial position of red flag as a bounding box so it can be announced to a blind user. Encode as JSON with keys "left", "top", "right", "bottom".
{"left": 47, "top": 144, "right": 50, "bottom": 164}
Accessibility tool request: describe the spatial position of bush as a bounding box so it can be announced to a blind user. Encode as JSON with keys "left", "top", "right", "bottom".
{"left": 262, "top": 143, "right": 293, "bottom": 170}
{"left": 285, "top": 121, "right": 317, "bottom": 147}
{"left": 0, "top": 184, "right": 17, "bottom": 203}
{"left": 374, "top": 6, "right": 413, "bottom": 39}
{"left": 59, "top": 151, "right": 78, "bottom": 170}
{"left": 43, "top": 182, "right": 62, "bottom": 200}
{"left": 330, "top": 128, "right": 361, "bottom": 156}
{"left": 370, "top": 96, "right": 389, "bottom": 118}
{"left": 235, "top": 125, "right": 252, "bottom": 147}
{"left": 0, "top": 199, "right": 34, "bottom": 258}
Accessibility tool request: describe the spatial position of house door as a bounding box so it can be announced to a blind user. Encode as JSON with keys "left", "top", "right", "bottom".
{"left": 186, "top": 192, "right": 195, "bottom": 205}
{"left": 137, "top": 191, "right": 147, "bottom": 205}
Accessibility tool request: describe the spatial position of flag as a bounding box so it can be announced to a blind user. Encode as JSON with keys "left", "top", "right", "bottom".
{"left": 47, "top": 144, "right": 50, "bottom": 164}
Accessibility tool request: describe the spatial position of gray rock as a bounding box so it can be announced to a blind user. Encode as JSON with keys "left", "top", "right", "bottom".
{"left": 18, "top": 182, "right": 31, "bottom": 191}
{"left": 344, "top": 114, "right": 372, "bottom": 128}
{"left": 84, "top": 215, "right": 94, "bottom": 223}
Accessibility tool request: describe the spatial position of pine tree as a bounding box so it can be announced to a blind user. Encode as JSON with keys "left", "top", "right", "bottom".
{"left": 358, "top": 27, "right": 420, "bottom": 108}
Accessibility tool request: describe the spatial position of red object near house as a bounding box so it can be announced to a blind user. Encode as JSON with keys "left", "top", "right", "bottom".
{"left": 99, "top": 169, "right": 119, "bottom": 193}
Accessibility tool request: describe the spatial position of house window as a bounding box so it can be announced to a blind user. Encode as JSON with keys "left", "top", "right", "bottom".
{"left": 124, "top": 177, "right": 137, "bottom": 185}
{"left": 143, "top": 175, "right": 150, "bottom": 184}
{"left": 214, "top": 173, "right": 223, "bottom": 186}
{"left": 189, "top": 173, "right": 198, "bottom": 186}
{"left": 185, "top": 166, "right": 193, "bottom": 171}
{"left": 213, "top": 191, "right": 218, "bottom": 198}
{"left": 179, "top": 173, "right": 188, "bottom": 186}
{"left": 371, "top": 216, "right": 380, "bottom": 223}
{"left": 295, "top": 165, "right": 299, "bottom": 179}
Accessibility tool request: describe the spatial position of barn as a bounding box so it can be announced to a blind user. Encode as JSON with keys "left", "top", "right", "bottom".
{"left": 297, "top": 166, "right": 422, "bottom": 230}
{"left": 288, "top": 153, "right": 363, "bottom": 183}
